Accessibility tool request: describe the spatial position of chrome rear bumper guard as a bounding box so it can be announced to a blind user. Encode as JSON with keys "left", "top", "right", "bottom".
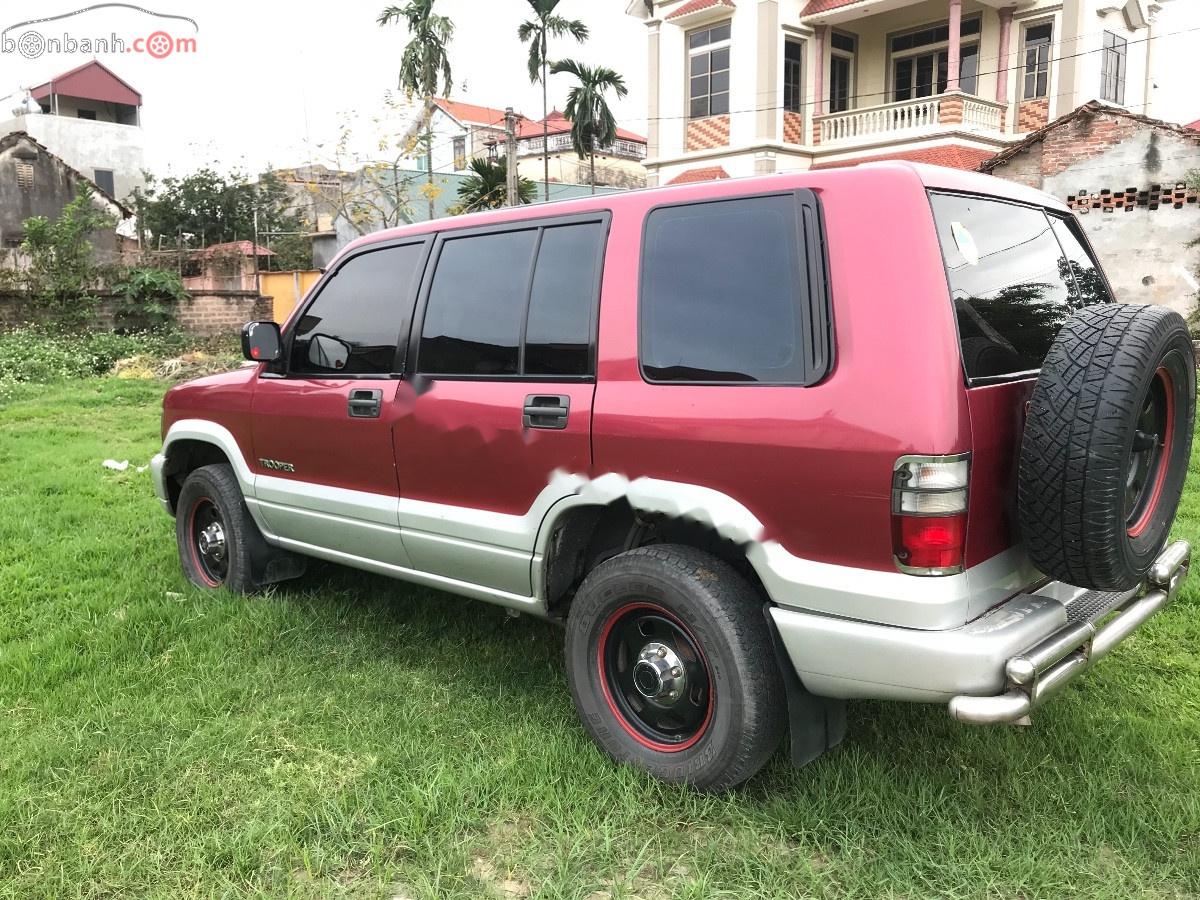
{"left": 949, "top": 541, "right": 1191, "bottom": 724}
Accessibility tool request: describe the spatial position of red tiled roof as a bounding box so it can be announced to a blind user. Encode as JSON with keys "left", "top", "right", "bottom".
{"left": 800, "top": 0, "right": 864, "bottom": 16}
{"left": 30, "top": 60, "right": 141, "bottom": 106}
{"left": 666, "top": 0, "right": 735, "bottom": 21}
{"left": 517, "top": 110, "right": 646, "bottom": 144}
{"left": 811, "top": 146, "right": 996, "bottom": 171}
{"left": 433, "top": 98, "right": 513, "bottom": 128}
{"left": 1187, "top": 118, "right": 1200, "bottom": 131}
{"left": 667, "top": 166, "right": 731, "bottom": 185}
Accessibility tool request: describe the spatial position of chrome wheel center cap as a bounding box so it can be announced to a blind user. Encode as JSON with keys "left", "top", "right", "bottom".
{"left": 631, "top": 642, "right": 687, "bottom": 704}
{"left": 198, "top": 522, "right": 226, "bottom": 561}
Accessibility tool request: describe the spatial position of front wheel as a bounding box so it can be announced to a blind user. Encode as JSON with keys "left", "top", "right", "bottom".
{"left": 565, "top": 545, "right": 785, "bottom": 792}
{"left": 176, "top": 463, "right": 266, "bottom": 594}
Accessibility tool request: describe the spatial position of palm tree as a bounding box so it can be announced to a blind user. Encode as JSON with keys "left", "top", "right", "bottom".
{"left": 456, "top": 158, "right": 535, "bottom": 212}
{"left": 550, "top": 60, "right": 628, "bottom": 195}
{"left": 378, "top": 0, "right": 454, "bottom": 220}
{"left": 518, "top": 0, "right": 588, "bottom": 202}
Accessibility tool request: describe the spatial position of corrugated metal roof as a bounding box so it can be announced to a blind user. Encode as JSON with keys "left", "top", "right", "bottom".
{"left": 29, "top": 60, "right": 141, "bottom": 106}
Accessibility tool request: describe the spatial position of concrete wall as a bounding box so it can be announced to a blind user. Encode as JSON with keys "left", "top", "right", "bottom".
{"left": 0, "top": 134, "right": 123, "bottom": 259}
{"left": 0, "top": 113, "right": 145, "bottom": 200}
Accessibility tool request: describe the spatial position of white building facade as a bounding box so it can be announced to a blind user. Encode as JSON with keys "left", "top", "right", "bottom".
{"left": 626, "top": 0, "right": 1179, "bottom": 184}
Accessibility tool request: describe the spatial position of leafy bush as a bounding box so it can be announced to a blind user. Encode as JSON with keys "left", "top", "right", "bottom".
{"left": 110, "top": 267, "right": 188, "bottom": 329}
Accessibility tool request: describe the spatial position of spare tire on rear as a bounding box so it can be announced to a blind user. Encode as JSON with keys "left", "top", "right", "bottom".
{"left": 1019, "top": 303, "right": 1195, "bottom": 590}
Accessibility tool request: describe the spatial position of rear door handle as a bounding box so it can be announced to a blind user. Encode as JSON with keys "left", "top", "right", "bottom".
{"left": 347, "top": 388, "right": 383, "bottom": 418}
{"left": 523, "top": 394, "right": 570, "bottom": 430}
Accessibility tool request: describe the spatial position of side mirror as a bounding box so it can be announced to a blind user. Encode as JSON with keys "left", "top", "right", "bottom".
{"left": 242, "top": 321, "right": 282, "bottom": 363}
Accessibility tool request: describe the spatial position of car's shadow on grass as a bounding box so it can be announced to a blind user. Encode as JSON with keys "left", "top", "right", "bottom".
{"left": 258, "top": 559, "right": 1193, "bottom": 828}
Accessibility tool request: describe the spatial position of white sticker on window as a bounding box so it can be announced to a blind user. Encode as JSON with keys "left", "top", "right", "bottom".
{"left": 951, "top": 221, "right": 979, "bottom": 266}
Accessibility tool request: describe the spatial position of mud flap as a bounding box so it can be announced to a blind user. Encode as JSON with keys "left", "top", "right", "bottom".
{"left": 763, "top": 603, "right": 846, "bottom": 768}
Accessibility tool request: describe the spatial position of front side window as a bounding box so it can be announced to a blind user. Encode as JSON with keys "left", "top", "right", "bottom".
{"left": 688, "top": 23, "right": 731, "bottom": 119}
{"left": 829, "top": 32, "right": 856, "bottom": 113}
{"left": 290, "top": 243, "right": 426, "bottom": 376}
{"left": 640, "top": 195, "right": 817, "bottom": 384}
{"left": 1023, "top": 21, "right": 1053, "bottom": 99}
{"left": 452, "top": 135, "right": 467, "bottom": 170}
{"left": 930, "top": 193, "right": 1108, "bottom": 381}
{"left": 784, "top": 39, "right": 804, "bottom": 113}
{"left": 419, "top": 220, "right": 605, "bottom": 377}
{"left": 1101, "top": 31, "right": 1127, "bottom": 104}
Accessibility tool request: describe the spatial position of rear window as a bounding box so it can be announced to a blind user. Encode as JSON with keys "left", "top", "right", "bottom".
{"left": 930, "top": 192, "right": 1111, "bottom": 381}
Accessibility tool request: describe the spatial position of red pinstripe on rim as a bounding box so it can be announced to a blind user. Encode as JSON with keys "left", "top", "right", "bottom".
{"left": 596, "top": 601, "right": 715, "bottom": 753}
{"left": 188, "top": 496, "right": 221, "bottom": 587}
{"left": 1128, "top": 367, "right": 1175, "bottom": 539}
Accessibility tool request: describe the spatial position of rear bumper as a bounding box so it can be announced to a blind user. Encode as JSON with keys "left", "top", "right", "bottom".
{"left": 770, "top": 541, "right": 1190, "bottom": 719}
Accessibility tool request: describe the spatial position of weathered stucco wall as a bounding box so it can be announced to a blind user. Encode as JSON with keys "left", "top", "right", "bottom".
{"left": 0, "top": 113, "right": 145, "bottom": 200}
{"left": 987, "top": 114, "right": 1200, "bottom": 316}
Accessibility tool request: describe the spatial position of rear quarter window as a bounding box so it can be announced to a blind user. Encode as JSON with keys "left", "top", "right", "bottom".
{"left": 930, "top": 192, "right": 1111, "bottom": 381}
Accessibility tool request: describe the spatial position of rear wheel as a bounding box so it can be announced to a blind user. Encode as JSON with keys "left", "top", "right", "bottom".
{"left": 176, "top": 464, "right": 268, "bottom": 594}
{"left": 565, "top": 545, "right": 785, "bottom": 792}
{"left": 1019, "top": 303, "right": 1196, "bottom": 589}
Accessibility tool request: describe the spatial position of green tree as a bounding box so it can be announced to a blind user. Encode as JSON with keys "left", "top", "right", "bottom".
{"left": 455, "top": 158, "right": 534, "bottom": 213}
{"left": 20, "top": 182, "right": 115, "bottom": 327}
{"left": 133, "top": 168, "right": 311, "bottom": 269}
{"left": 518, "top": 0, "right": 588, "bottom": 202}
{"left": 550, "top": 59, "right": 628, "bottom": 194}
{"left": 378, "top": 0, "right": 454, "bottom": 220}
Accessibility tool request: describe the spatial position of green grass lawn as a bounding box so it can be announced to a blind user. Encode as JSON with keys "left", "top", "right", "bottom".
{"left": 1, "top": 378, "right": 1198, "bottom": 899}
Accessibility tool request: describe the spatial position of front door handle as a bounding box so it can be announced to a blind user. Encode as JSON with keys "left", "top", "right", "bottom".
{"left": 523, "top": 394, "right": 570, "bottom": 430}
{"left": 347, "top": 388, "right": 383, "bottom": 418}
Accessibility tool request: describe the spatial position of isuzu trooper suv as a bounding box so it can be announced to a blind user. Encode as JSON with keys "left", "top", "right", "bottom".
{"left": 152, "top": 163, "right": 1195, "bottom": 792}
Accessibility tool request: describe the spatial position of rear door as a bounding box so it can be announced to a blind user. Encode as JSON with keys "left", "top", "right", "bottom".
{"left": 393, "top": 213, "right": 608, "bottom": 596}
{"left": 250, "top": 238, "right": 429, "bottom": 566}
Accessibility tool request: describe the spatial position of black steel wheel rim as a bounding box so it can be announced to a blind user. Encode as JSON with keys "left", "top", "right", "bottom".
{"left": 600, "top": 604, "right": 712, "bottom": 747}
{"left": 192, "top": 499, "right": 228, "bottom": 585}
{"left": 1125, "top": 368, "right": 1171, "bottom": 533}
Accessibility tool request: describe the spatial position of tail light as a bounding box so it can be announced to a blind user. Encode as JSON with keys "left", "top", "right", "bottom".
{"left": 892, "top": 454, "right": 970, "bottom": 575}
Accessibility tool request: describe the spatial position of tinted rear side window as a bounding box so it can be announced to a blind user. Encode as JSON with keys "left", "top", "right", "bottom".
{"left": 640, "top": 194, "right": 813, "bottom": 383}
{"left": 524, "top": 223, "right": 604, "bottom": 376}
{"left": 291, "top": 242, "right": 425, "bottom": 376}
{"left": 420, "top": 229, "right": 539, "bottom": 376}
{"left": 930, "top": 193, "right": 1107, "bottom": 381}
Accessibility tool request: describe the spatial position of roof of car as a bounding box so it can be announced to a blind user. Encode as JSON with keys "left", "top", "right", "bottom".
{"left": 337, "top": 161, "right": 1066, "bottom": 261}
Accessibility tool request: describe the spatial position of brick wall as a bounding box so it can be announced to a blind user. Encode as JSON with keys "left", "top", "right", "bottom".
{"left": 175, "top": 291, "right": 272, "bottom": 337}
{"left": 1018, "top": 98, "right": 1049, "bottom": 132}
{"left": 686, "top": 115, "right": 730, "bottom": 151}
{"left": 783, "top": 112, "right": 805, "bottom": 145}
{"left": 0, "top": 290, "right": 270, "bottom": 336}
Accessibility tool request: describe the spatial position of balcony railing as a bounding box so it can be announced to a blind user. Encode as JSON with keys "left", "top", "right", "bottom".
{"left": 519, "top": 132, "right": 647, "bottom": 159}
{"left": 814, "top": 93, "right": 1006, "bottom": 147}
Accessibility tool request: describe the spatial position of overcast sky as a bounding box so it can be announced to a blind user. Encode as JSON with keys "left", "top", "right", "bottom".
{"left": 0, "top": 0, "right": 1197, "bottom": 181}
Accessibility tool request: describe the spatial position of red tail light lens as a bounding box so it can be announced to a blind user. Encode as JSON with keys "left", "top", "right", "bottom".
{"left": 892, "top": 454, "right": 970, "bottom": 575}
{"left": 894, "top": 514, "right": 966, "bottom": 570}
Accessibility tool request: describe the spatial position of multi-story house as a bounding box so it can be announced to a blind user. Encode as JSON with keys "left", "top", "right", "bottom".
{"left": 516, "top": 110, "right": 648, "bottom": 188}
{"left": 0, "top": 60, "right": 145, "bottom": 200}
{"left": 626, "top": 0, "right": 1173, "bottom": 184}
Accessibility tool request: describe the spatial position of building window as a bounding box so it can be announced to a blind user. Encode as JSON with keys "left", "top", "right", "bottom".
{"left": 829, "top": 31, "right": 856, "bottom": 113}
{"left": 890, "top": 15, "right": 980, "bottom": 100}
{"left": 1022, "top": 21, "right": 1053, "bottom": 100}
{"left": 784, "top": 39, "right": 804, "bottom": 113}
{"left": 688, "top": 21, "right": 731, "bottom": 119}
{"left": 452, "top": 135, "right": 467, "bottom": 170}
{"left": 76, "top": 109, "right": 97, "bottom": 120}
{"left": 1101, "top": 31, "right": 1127, "bottom": 104}
{"left": 92, "top": 169, "right": 115, "bottom": 196}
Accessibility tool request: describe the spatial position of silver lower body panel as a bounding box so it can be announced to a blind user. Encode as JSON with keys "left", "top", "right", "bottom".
{"left": 770, "top": 542, "right": 1190, "bottom": 715}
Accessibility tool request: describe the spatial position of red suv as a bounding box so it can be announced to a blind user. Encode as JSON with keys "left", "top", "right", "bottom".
{"left": 153, "top": 163, "right": 1194, "bottom": 791}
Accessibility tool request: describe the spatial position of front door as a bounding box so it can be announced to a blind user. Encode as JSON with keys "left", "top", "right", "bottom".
{"left": 392, "top": 214, "right": 609, "bottom": 597}
{"left": 250, "top": 239, "right": 428, "bottom": 567}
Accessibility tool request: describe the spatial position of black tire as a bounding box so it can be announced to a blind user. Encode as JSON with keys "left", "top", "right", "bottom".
{"left": 175, "top": 464, "right": 270, "bottom": 594}
{"left": 1019, "top": 303, "right": 1196, "bottom": 590}
{"left": 565, "top": 545, "right": 786, "bottom": 792}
